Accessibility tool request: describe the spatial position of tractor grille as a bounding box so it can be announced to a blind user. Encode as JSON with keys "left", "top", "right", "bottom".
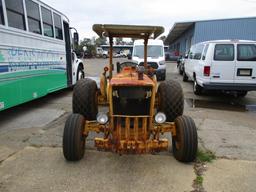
{"left": 112, "top": 86, "right": 152, "bottom": 116}
{"left": 139, "top": 62, "right": 158, "bottom": 69}
{"left": 113, "top": 115, "right": 150, "bottom": 141}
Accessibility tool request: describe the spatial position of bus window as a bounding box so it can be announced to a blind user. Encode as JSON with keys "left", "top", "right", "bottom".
{"left": 5, "top": 0, "right": 26, "bottom": 30}
{"left": 41, "top": 6, "right": 53, "bottom": 37}
{"left": 0, "top": 0, "right": 4, "bottom": 25}
{"left": 25, "top": 0, "right": 41, "bottom": 34}
{"left": 54, "top": 13, "right": 63, "bottom": 40}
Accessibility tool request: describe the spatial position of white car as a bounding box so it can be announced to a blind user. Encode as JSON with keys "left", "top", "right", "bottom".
{"left": 132, "top": 39, "right": 166, "bottom": 80}
{"left": 183, "top": 40, "right": 256, "bottom": 96}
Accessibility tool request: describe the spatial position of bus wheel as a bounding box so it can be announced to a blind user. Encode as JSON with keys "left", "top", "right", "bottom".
{"left": 157, "top": 80, "right": 184, "bottom": 122}
{"left": 172, "top": 116, "right": 198, "bottom": 162}
{"left": 77, "top": 65, "right": 84, "bottom": 81}
{"left": 73, "top": 78, "right": 98, "bottom": 120}
{"left": 237, "top": 91, "right": 247, "bottom": 97}
{"left": 63, "top": 113, "right": 85, "bottom": 161}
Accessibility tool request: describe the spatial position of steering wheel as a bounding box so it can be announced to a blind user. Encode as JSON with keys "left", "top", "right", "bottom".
{"left": 116, "top": 61, "right": 138, "bottom": 73}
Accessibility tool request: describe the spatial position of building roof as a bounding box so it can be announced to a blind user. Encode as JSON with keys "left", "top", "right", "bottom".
{"left": 165, "top": 22, "right": 194, "bottom": 45}
{"left": 165, "top": 16, "right": 256, "bottom": 45}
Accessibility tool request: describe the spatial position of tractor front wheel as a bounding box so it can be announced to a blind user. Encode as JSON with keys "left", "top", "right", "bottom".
{"left": 172, "top": 115, "right": 198, "bottom": 162}
{"left": 63, "top": 113, "right": 86, "bottom": 161}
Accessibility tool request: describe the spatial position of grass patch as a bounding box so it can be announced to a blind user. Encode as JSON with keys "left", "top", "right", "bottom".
{"left": 197, "top": 150, "right": 216, "bottom": 162}
{"left": 195, "top": 176, "right": 204, "bottom": 185}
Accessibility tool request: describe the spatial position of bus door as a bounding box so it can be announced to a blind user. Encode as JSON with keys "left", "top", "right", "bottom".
{"left": 63, "top": 21, "right": 72, "bottom": 86}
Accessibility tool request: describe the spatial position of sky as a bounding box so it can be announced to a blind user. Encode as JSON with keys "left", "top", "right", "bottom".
{"left": 43, "top": 0, "right": 256, "bottom": 40}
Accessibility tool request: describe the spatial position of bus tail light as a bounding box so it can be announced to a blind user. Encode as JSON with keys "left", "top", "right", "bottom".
{"left": 204, "top": 66, "right": 210, "bottom": 76}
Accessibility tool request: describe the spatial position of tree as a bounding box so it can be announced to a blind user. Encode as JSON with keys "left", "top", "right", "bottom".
{"left": 115, "top": 37, "right": 124, "bottom": 45}
{"left": 77, "top": 38, "right": 96, "bottom": 57}
{"left": 95, "top": 37, "right": 107, "bottom": 46}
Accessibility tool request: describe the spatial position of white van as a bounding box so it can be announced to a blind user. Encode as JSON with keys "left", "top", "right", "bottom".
{"left": 183, "top": 40, "right": 256, "bottom": 96}
{"left": 132, "top": 39, "right": 166, "bottom": 80}
{"left": 96, "top": 47, "right": 108, "bottom": 58}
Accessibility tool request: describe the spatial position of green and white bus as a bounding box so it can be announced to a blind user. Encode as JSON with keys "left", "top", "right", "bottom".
{"left": 0, "top": 0, "right": 84, "bottom": 111}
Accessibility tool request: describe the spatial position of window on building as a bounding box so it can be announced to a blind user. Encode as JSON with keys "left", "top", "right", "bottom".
{"left": 26, "top": 0, "right": 41, "bottom": 34}
{"left": 237, "top": 44, "right": 256, "bottom": 61}
{"left": 202, "top": 44, "right": 209, "bottom": 60}
{"left": 214, "top": 44, "right": 234, "bottom": 61}
{"left": 0, "top": 0, "right": 4, "bottom": 25}
{"left": 193, "top": 44, "right": 204, "bottom": 60}
{"left": 41, "top": 6, "right": 53, "bottom": 37}
{"left": 5, "top": 0, "right": 26, "bottom": 30}
{"left": 53, "top": 13, "right": 63, "bottom": 40}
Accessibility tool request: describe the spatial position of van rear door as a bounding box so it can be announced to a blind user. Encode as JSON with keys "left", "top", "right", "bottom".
{"left": 210, "top": 44, "right": 235, "bottom": 83}
{"left": 234, "top": 44, "right": 256, "bottom": 84}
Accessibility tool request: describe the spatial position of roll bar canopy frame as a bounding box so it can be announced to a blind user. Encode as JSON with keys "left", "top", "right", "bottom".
{"left": 93, "top": 24, "right": 164, "bottom": 79}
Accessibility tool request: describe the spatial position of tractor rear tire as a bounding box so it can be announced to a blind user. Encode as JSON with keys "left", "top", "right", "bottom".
{"left": 73, "top": 78, "right": 98, "bottom": 120}
{"left": 172, "top": 115, "right": 198, "bottom": 162}
{"left": 63, "top": 113, "right": 85, "bottom": 161}
{"left": 158, "top": 80, "right": 184, "bottom": 122}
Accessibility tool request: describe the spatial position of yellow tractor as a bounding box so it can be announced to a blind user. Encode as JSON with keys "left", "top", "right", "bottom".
{"left": 63, "top": 24, "right": 198, "bottom": 162}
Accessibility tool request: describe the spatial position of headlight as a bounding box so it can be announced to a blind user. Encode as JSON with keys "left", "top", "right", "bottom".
{"left": 155, "top": 112, "right": 166, "bottom": 124}
{"left": 96, "top": 113, "right": 108, "bottom": 124}
{"left": 159, "top": 61, "right": 165, "bottom": 65}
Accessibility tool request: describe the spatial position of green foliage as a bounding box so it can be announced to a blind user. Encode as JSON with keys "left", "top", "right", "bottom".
{"left": 197, "top": 150, "right": 216, "bottom": 162}
{"left": 115, "top": 37, "right": 124, "bottom": 45}
{"left": 95, "top": 37, "right": 107, "bottom": 46}
{"left": 76, "top": 37, "right": 108, "bottom": 57}
{"left": 195, "top": 176, "right": 204, "bottom": 185}
{"left": 77, "top": 38, "right": 96, "bottom": 56}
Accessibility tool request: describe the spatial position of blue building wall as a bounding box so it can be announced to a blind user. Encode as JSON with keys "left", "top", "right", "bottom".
{"left": 194, "top": 17, "right": 256, "bottom": 43}
{"left": 170, "top": 25, "right": 195, "bottom": 55}
{"left": 169, "top": 17, "right": 256, "bottom": 55}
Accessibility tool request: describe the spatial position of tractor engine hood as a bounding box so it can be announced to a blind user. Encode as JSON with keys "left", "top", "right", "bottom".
{"left": 110, "top": 71, "right": 154, "bottom": 87}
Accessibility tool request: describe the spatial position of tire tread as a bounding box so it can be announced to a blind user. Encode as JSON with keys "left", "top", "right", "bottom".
{"left": 73, "top": 78, "right": 98, "bottom": 120}
{"left": 172, "top": 115, "right": 198, "bottom": 162}
{"left": 158, "top": 80, "right": 184, "bottom": 121}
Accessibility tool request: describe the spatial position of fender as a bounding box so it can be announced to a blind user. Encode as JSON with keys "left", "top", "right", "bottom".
{"left": 72, "top": 52, "right": 84, "bottom": 85}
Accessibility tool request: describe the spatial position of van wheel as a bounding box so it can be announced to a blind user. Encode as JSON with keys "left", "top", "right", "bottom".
{"left": 73, "top": 78, "right": 98, "bottom": 120}
{"left": 183, "top": 71, "right": 188, "bottom": 82}
{"left": 178, "top": 65, "right": 183, "bottom": 75}
{"left": 193, "top": 79, "right": 203, "bottom": 95}
{"left": 157, "top": 80, "right": 184, "bottom": 122}
{"left": 172, "top": 115, "right": 198, "bottom": 162}
{"left": 161, "top": 73, "right": 166, "bottom": 81}
{"left": 63, "top": 114, "right": 85, "bottom": 161}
